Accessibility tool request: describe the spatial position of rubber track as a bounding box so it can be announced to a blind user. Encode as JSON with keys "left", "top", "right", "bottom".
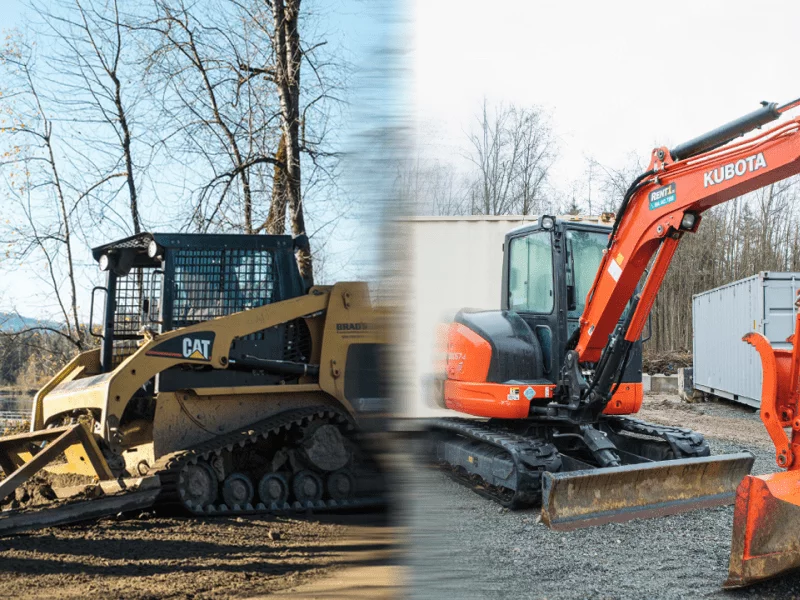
{"left": 428, "top": 418, "right": 561, "bottom": 508}
{"left": 603, "top": 415, "right": 710, "bottom": 458}
{"left": 149, "top": 405, "right": 384, "bottom": 515}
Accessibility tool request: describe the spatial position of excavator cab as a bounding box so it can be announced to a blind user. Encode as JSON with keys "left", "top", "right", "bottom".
{"left": 501, "top": 216, "right": 643, "bottom": 414}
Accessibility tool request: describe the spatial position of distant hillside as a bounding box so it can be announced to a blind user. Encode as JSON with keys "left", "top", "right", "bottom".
{"left": 0, "top": 313, "right": 61, "bottom": 333}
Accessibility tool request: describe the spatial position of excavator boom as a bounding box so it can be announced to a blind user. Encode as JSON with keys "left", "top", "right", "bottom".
{"left": 575, "top": 99, "right": 800, "bottom": 365}
{"left": 560, "top": 97, "right": 800, "bottom": 586}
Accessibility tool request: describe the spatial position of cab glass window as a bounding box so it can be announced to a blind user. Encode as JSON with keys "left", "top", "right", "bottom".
{"left": 508, "top": 232, "right": 554, "bottom": 313}
{"left": 566, "top": 229, "right": 607, "bottom": 319}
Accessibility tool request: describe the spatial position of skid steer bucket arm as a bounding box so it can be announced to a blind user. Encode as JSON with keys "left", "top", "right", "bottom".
{"left": 0, "top": 424, "right": 115, "bottom": 502}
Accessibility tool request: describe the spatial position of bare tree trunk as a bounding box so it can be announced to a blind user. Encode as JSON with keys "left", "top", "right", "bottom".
{"left": 466, "top": 99, "right": 555, "bottom": 216}
{"left": 47, "top": 127, "right": 83, "bottom": 348}
{"left": 150, "top": 4, "right": 256, "bottom": 233}
{"left": 265, "top": 135, "right": 288, "bottom": 234}
{"left": 273, "top": 0, "right": 312, "bottom": 283}
{"left": 76, "top": 0, "right": 141, "bottom": 234}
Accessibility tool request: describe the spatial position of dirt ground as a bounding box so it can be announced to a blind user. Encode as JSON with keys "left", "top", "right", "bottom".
{"left": 0, "top": 511, "right": 405, "bottom": 599}
{"left": 638, "top": 393, "right": 772, "bottom": 449}
{"left": 401, "top": 394, "right": 799, "bottom": 600}
{"left": 0, "top": 395, "right": 790, "bottom": 599}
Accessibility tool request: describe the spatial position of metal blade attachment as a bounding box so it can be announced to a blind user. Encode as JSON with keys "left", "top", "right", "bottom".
{"left": 542, "top": 452, "right": 754, "bottom": 531}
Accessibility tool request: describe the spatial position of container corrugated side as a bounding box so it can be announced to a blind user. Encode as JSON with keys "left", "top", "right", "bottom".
{"left": 692, "top": 272, "right": 800, "bottom": 407}
{"left": 693, "top": 274, "right": 761, "bottom": 407}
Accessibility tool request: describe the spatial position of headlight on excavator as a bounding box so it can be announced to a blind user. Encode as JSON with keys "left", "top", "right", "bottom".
{"left": 98, "top": 253, "right": 111, "bottom": 271}
{"left": 539, "top": 215, "right": 556, "bottom": 230}
{"left": 680, "top": 212, "right": 697, "bottom": 231}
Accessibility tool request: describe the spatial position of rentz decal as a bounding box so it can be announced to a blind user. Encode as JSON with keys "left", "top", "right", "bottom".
{"left": 648, "top": 183, "right": 677, "bottom": 211}
{"left": 146, "top": 332, "right": 215, "bottom": 361}
{"left": 704, "top": 152, "right": 767, "bottom": 188}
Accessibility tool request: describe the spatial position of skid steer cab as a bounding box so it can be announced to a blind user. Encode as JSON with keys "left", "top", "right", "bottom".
{"left": 0, "top": 232, "right": 387, "bottom": 516}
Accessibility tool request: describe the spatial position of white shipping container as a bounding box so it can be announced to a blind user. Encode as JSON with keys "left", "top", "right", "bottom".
{"left": 692, "top": 272, "right": 800, "bottom": 407}
{"left": 399, "top": 216, "right": 536, "bottom": 418}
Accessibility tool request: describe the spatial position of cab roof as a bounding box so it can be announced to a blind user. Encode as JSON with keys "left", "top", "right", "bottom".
{"left": 506, "top": 213, "right": 615, "bottom": 237}
{"left": 91, "top": 232, "right": 295, "bottom": 268}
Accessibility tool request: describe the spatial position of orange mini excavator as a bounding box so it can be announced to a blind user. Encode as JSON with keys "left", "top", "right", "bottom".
{"left": 431, "top": 96, "right": 800, "bottom": 585}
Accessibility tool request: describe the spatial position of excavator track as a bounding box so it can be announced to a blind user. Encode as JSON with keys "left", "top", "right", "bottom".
{"left": 149, "top": 405, "right": 385, "bottom": 515}
{"left": 600, "top": 415, "right": 711, "bottom": 459}
{"left": 429, "top": 414, "right": 723, "bottom": 514}
{"left": 428, "top": 418, "right": 561, "bottom": 508}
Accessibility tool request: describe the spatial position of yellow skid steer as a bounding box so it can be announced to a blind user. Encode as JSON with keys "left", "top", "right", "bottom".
{"left": 0, "top": 232, "right": 387, "bottom": 534}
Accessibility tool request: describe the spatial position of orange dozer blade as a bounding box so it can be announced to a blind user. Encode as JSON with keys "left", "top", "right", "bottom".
{"left": 725, "top": 471, "right": 800, "bottom": 588}
{"left": 542, "top": 452, "right": 754, "bottom": 531}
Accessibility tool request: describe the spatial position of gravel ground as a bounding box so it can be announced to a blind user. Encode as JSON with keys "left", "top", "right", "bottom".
{"left": 400, "top": 395, "right": 800, "bottom": 600}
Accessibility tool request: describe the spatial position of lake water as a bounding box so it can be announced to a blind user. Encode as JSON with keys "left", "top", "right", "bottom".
{"left": 0, "top": 394, "right": 34, "bottom": 420}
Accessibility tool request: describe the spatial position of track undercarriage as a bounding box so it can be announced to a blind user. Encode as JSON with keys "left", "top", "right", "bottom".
{"left": 429, "top": 415, "right": 753, "bottom": 528}
{"left": 0, "top": 405, "right": 386, "bottom": 537}
{"left": 153, "top": 405, "right": 385, "bottom": 515}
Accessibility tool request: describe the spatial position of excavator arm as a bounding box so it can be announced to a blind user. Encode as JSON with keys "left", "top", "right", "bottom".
{"left": 433, "top": 98, "right": 800, "bottom": 582}
{"left": 560, "top": 97, "right": 800, "bottom": 587}
{"left": 539, "top": 98, "right": 800, "bottom": 540}
{"left": 561, "top": 99, "right": 800, "bottom": 417}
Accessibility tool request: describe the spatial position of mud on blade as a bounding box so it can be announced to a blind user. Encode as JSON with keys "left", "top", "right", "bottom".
{"left": 542, "top": 452, "right": 754, "bottom": 531}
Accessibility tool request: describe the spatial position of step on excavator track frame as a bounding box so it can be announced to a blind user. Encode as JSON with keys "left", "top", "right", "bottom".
{"left": 150, "top": 405, "right": 386, "bottom": 515}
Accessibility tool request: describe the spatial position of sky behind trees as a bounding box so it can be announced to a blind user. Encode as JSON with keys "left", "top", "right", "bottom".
{"left": 0, "top": 0, "right": 404, "bottom": 318}
{"left": 412, "top": 0, "right": 800, "bottom": 193}
{"left": 4, "top": 0, "right": 800, "bottom": 326}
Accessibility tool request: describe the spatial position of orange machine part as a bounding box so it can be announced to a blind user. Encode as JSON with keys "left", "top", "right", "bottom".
{"left": 604, "top": 382, "right": 643, "bottom": 415}
{"left": 444, "top": 380, "right": 642, "bottom": 419}
{"left": 445, "top": 322, "right": 492, "bottom": 382}
{"left": 726, "top": 471, "right": 800, "bottom": 587}
{"left": 727, "top": 299, "right": 800, "bottom": 587}
{"left": 444, "top": 322, "right": 643, "bottom": 418}
{"left": 744, "top": 330, "right": 800, "bottom": 470}
{"left": 444, "top": 380, "right": 554, "bottom": 419}
{"left": 575, "top": 114, "right": 800, "bottom": 363}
